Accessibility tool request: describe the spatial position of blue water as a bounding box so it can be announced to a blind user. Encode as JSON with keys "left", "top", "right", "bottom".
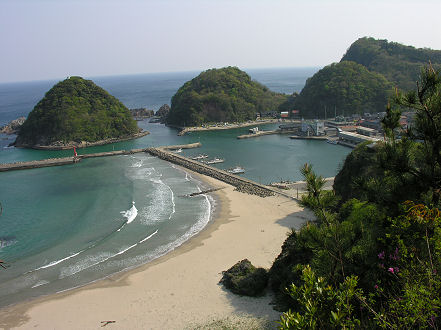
{"left": 0, "top": 67, "right": 351, "bottom": 308}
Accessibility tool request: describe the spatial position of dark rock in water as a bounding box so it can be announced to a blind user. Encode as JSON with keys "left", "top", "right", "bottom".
{"left": 155, "top": 104, "right": 170, "bottom": 123}
{"left": 220, "top": 259, "right": 268, "bottom": 296}
{"left": 130, "top": 108, "right": 155, "bottom": 119}
{"left": 0, "top": 117, "right": 26, "bottom": 135}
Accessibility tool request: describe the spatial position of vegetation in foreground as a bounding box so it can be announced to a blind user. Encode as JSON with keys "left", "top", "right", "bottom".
{"left": 15, "top": 76, "right": 138, "bottom": 146}
{"left": 222, "top": 66, "right": 441, "bottom": 329}
{"left": 166, "top": 66, "right": 287, "bottom": 127}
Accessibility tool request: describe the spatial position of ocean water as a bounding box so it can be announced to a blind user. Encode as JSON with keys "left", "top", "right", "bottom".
{"left": 0, "top": 67, "right": 351, "bottom": 308}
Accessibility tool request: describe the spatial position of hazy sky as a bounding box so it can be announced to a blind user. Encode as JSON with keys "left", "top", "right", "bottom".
{"left": 1, "top": 0, "right": 441, "bottom": 83}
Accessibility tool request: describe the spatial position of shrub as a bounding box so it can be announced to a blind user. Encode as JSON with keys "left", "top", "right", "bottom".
{"left": 220, "top": 259, "right": 269, "bottom": 297}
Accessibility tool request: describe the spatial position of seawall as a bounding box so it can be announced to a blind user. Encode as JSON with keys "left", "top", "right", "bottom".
{"left": 0, "top": 143, "right": 202, "bottom": 172}
{"left": 146, "top": 147, "right": 277, "bottom": 197}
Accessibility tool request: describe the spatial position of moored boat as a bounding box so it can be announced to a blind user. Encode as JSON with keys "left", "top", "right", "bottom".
{"left": 227, "top": 166, "right": 245, "bottom": 174}
{"left": 204, "top": 157, "right": 224, "bottom": 164}
{"left": 191, "top": 154, "right": 208, "bottom": 160}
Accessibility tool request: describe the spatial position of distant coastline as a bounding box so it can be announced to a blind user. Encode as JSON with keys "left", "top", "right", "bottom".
{"left": 13, "top": 130, "right": 150, "bottom": 150}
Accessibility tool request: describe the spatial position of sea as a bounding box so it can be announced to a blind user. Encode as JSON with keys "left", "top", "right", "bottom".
{"left": 0, "top": 67, "right": 351, "bottom": 308}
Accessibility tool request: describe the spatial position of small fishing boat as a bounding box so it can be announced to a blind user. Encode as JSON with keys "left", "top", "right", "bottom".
{"left": 174, "top": 148, "right": 183, "bottom": 153}
{"left": 205, "top": 157, "right": 224, "bottom": 164}
{"left": 227, "top": 166, "right": 245, "bottom": 174}
{"left": 326, "top": 139, "right": 338, "bottom": 145}
{"left": 191, "top": 154, "right": 208, "bottom": 160}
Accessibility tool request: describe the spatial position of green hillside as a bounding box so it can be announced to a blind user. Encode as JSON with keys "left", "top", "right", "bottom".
{"left": 15, "top": 76, "right": 138, "bottom": 147}
{"left": 293, "top": 61, "right": 393, "bottom": 118}
{"left": 341, "top": 37, "right": 441, "bottom": 90}
{"left": 166, "top": 67, "right": 287, "bottom": 126}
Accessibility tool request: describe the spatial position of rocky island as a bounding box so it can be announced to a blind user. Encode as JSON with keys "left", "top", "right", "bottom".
{"left": 13, "top": 76, "right": 148, "bottom": 149}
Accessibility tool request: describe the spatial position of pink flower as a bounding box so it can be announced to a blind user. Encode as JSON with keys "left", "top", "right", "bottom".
{"left": 388, "top": 267, "right": 394, "bottom": 274}
{"left": 374, "top": 284, "right": 379, "bottom": 289}
{"left": 378, "top": 251, "right": 385, "bottom": 259}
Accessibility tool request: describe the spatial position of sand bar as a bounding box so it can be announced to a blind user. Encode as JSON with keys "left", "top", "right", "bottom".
{"left": 0, "top": 171, "right": 311, "bottom": 330}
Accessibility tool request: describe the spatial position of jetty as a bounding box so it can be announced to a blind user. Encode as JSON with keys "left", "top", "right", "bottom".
{"left": 146, "top": 147, "right": 277, "bottom": 197}
{"left": 0, "top": 141, "right": 291, "bottom": 198}
{"left": 0, "top": 143, "right": 201, "bottom": 172}
{"left": 237, "top": 129, "right": 294, "bottom": 139}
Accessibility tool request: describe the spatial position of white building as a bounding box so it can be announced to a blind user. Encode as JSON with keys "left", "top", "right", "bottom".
{"left": 301, "top": 119, "right": 325, "bottom": 136}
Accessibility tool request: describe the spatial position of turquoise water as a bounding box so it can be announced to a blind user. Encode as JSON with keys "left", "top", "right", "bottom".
{"left": 0, "top": 68, "right": 351, "bottom": 308}
{"left": 0, "top": 154, "right": 213, "bottom": 307}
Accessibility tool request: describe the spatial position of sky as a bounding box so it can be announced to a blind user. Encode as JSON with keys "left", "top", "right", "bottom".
{"left": 1, "top": 0, "right": 441, "bottom": 83}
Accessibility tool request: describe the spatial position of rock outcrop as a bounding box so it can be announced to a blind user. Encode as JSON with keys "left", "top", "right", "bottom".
{"left": 0, "top": 117, "right": 26, "bottom": 134}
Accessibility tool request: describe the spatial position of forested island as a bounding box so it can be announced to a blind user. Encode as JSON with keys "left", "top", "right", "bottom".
{"left": 166, "top": 66, "right": 287, "bottom": 126}
{"left": 14, "top": 76, "right": 144, "bottom": 149}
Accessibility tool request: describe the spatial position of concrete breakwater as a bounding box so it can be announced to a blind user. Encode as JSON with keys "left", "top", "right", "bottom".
{"left": 0, "top": 150, "right": 144, "bottom": 172}
{"left": 146, "top": 147, "right": 276, "bottom": 197}
{"left": 237, "top": 130, "right": 295, "bottom": 139}
{"left": 0, "top": 143, "right": 203, "bottom": 172}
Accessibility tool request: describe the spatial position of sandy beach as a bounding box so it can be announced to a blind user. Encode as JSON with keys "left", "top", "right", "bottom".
{"left": 0, "top": 172, "right": 311, "bottom": 330}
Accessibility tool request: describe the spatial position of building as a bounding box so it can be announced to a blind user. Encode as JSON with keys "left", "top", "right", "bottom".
{"left": 301, "top": 119, "right": 325, "bottom": 136}
{"left": 338, "top": 131, "right": 381, "bottom": 146}
{"left": 356, "top": 126, "right": 377, "bottom": 137}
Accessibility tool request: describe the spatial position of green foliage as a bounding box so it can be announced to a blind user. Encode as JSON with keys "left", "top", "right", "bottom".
{"left": 342, "top": 37, "right": 441, "bottom": 90}
{"left": 16, "top": 76, "right": 138, "bottom": 145}
{"left": 371, "top": 202, "right": 441, "bottom": 328}
{"left": 220, "top": 259, "right": 269, "bottom": 297}
{"left": 271, "top": 166, "right": 384, "bottom": 311}
{"left": 166, "top": 67, "right": 287, "bottom": 126}
{"left": 278, "top": 265, "right": 362, "bottom": 330}
{"left": 293, "top": 61, "right": 393, "bottom": 118}
{"left": 300, "top": 163, "right": 339, "bottom": 224}
{"left": 274, "top": 66, "right": 441, "bottom": 329}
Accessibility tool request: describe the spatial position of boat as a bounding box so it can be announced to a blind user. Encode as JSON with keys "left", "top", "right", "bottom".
{"left": 227, "top": 166, "right": 245, "bottom": 174}
{"left": 205, "top": 157, "right": 224, "bottom": 164}
{"left": 191, "top": 154, "right": 208, "bottom": 160}
{"left": 326, "top": 139, "right": 338, "bottom": 145}
{"left": 174, "top": 148, "right": 182, "bottom": 153}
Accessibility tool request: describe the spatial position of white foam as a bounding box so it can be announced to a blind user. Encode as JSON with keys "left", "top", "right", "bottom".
{"left": 139, "top": 229, "right": 158, "bottom": 243}
{"left": 31, "top": 280, "right": 50, "bottom": 288}
{"left": 140, "top": 175, "right": 173, "bottom": 225}
{"left": 34, "top": 250, "right": 84, "bottom": 271}
{"left": 131, "top": 158, "right": 144, "bottom": 168}
{"left": 120, "top": 201, "right": 138, "bottom": 224}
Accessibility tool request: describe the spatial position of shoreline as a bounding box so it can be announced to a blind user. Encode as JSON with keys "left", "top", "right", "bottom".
{"left": 0, "top": 167, "right": 309, "bottom": 329}
{"left": 175, "top": 119, "right": 289, "bottom": 136}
